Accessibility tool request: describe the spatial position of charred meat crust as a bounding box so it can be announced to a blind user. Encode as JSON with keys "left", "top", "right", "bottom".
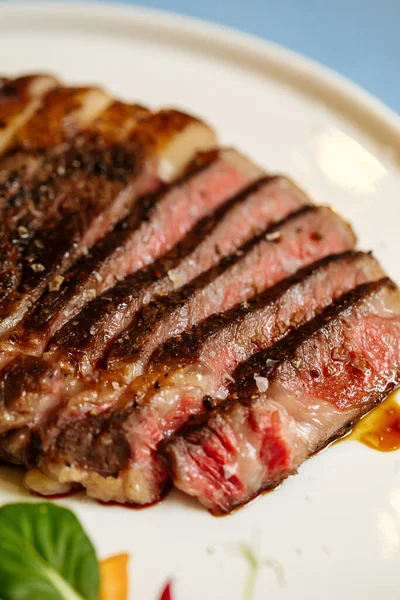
{"left": 150, "top": 250, "right": 373, "bottom": 368}
{"left": 162, "top": 278, "right": 400, "bottom": 513}
{"left": 107, "top": 204, "right": 355, "bottom": 372}
{"left": 0, "top": 355, "right": 62, "bottom": 434}
{"left": 0, "top": 137, "right": 150, "bottom": 324}
{"left": 0, "top": 106, "right": 218, "bottom": 337}
{"left": 14, "top": 151, "right": 222, "bottom": 349}
{"left": 22, "top": 185, "right": 163, "bottom": 332}
{"left": 45, "top": 409, "right": 132, "bottom": 478}
{"left": 172, "top": 278, "right": 396, "bottom": 439}
{"left": 46, "top": 177, "right": 274, "bottom": 367}
{"left": 107, "top": 206, "right": 315, "bottom": 367}
{"left": 22, "top": 155, "right": 232, "bottom": 336}
{"left": 233, "top": 277, "right": 397, "bottom": 397}
{"left": 0, "top": 91, "right": 151, "bottom": 324}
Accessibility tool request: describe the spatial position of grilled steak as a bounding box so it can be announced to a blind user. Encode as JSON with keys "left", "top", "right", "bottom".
{"left": 0, "top": 74, "right": 59, "bottom": 158}
{"left": 164, "top": 279, "right": 400, "bottom": 513}
{"left": 149, "top": 251, "right": 384, "bottom": 402}
{"left": 0, "top": 82, "right": 112, "bottom": 288}
{"left": 107, "top": 206, "right": 356, "bottom": 381}
{"left": 34, "top": 206, "right": 356, "bottom": 505}
{"left": 1, "top": 148, "right": 259, "bottom": 366}
{"left": 0, "top": 110, "right": 217, "bottom": 338}
{"left": 0, "top": 355, "right": 62, "bottom": 434}
{"left": 0, "top": 74, "right": 398, "bottom": 515}
{"left": 0, "top": 98, "right": 149, "bottom": 317}
{"left": 0, "top": 83, "right": 112, "bottom": 222}
{"left": 0, "top": 149, "right": 262, "bottom": 437}
{"left": 48, "top": 175, "right": 308, "bottom": 376}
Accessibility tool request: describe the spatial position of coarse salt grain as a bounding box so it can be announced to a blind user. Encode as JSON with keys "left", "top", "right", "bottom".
{"left": 265, "top": 230, "right": 281, "bottom": 242}
{"left": 31, "top": 263, "right": 45, "bottom": 272}
{"left": 254, "top": 374, "right": 269, "bottom": 393}
{"left": 223, "top": 373, "right": 235, "bottom": 384}
{"left": 48, "top": 274, "right": 64, "bottom": 292}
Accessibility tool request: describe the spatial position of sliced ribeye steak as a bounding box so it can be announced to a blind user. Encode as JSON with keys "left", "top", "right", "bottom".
{"left": 48, "top": 175, "right": 308, "bottom": 377}
{"left": 34, "top": 206, "right": 356, "bottom": 505}
{"left": 0, "top": 74, "right": 59, "bottom": 158}
{"left": 107, "top": 205, "right": 356, "bottom": 381}
{"left": 0, "top": 149, "right": 263, "bottom": 438}
{"left": 164, "top": 278, "right": 400, "bottom": 513}
{"left": 1, "top": 148, "right": 259, "bottom": 368}
{"left": 0, "top": 111, "right": 218, "bottom": 339}
{"left": 0, "top": 96, "right": 151, "bottom": 315}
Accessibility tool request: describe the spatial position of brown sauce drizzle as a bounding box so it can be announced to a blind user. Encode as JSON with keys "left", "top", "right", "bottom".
{"left": 347, "top": 390, "right": 400, "bottom": 452}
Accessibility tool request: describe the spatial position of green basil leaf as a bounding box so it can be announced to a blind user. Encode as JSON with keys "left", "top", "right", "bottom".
{"left": 0, "top": 502, "right": 100, "bottom": 600}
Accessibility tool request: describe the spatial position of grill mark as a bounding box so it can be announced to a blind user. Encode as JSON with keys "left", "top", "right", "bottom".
{"left": 27, "top": 205, "right": 357, "bottom": 505}
{"left": 150, "top": 251, "right": 381, "bottom": 369}
{"left": 0, "top": 87, "right": 130, "bottom": 308}
{"left": 0, "top": 135, "right": 151, "bottom": 334}
{"left": 10, "top": 157, "right": 215, "bottom": 348}
{"left": 46, "top": 178, "right": 271, "bottom": 368}
{"left": 47, "top": 174, "right": 308, "bottom": 375}
{"left": 2, "top": 148, "right": 257, "bottom": 362}
{"left": 163, "top": 278, "right": 400, "bottom": 513}
{"left": 233, "top": 278, "right": 396, "bottom": 397}
{"left": 107, "top": 205, "right": 355, "bottom": 376}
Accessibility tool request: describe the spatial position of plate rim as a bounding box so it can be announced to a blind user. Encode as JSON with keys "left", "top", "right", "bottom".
{"left": 1, "top": 0, "right": 399, "bottom": 151}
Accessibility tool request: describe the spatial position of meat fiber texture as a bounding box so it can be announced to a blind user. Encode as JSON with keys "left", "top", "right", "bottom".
{"left": 165, "top": 279, "right": 400, "bottom": 513}
{"left": 0, "top": 148, "right": 260, "bottom": 370}
{"left": 0, "top": 149, "right": 263, "bottom": 436}
{"left": 35, "top": 206, "right": 356, "bottom": 505}
{"left": 47, "top": 175, "right": 309, "bottom": 377}
{"left": 0, "top": 94, "right": 218, "bottom": 338}
{"left": 0, "top": 74, "right": 398, "bottom": 514}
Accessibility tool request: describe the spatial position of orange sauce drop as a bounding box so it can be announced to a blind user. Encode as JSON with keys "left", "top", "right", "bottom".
{"left": 348, "top": 390, "right": 400, "bottom": 452}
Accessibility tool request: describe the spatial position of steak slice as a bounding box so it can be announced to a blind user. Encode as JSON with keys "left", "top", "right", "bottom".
{"left": 48, "top": 175, "right": 308, "bottom": 376}
{"left": 164, "top": 278, "right": 400, "bottom": 513}
{"left": 35, "top": 206, "right": 356, "bottom": 505}
{"left": 149, "top": 250, "right": 384, "bottom": 403}
{"left": 0, "top": 110, "right": 217, "bottom": 337}
{"left": 2, "top": 148, "right": 258, "bottom": 364}
{"left": 0, "top": 74, "right": 58, "bottom": 158}
{"left": 0, "top": 149, "right": 261, "bottom": 435}
{"left": 0, "top": 83, "right": 112, "bottom": 219}
{"left": 0, "top": 355, "right": 63, "bottom": 434}
{"left": 107, "top": 206, "right": 356, "bottom": 381}
{"left": 0, "top": 97, "right": 147, "bottom": 308}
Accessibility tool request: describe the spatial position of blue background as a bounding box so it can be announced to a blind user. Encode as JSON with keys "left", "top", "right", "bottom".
{"left": 100, "top": 0, "right": 400, "bottom": 112}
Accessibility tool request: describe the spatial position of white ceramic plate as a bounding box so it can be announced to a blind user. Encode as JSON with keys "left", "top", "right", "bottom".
{"left": 1, "top": 3, "right": 400, "bottom": 599}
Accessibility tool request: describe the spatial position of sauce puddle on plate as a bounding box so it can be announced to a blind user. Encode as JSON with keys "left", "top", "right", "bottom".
{"left": 347, "top": 389, "right": 400, "bottom": 452}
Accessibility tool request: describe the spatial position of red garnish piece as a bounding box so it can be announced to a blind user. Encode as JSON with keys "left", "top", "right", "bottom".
{"left": 159, "top": 581, "right": 173, "bottom": 600}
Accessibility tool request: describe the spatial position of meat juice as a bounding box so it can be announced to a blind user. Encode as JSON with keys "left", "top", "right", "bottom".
{"left": 348, "top": 389, "right": 400, "bottom": 452}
